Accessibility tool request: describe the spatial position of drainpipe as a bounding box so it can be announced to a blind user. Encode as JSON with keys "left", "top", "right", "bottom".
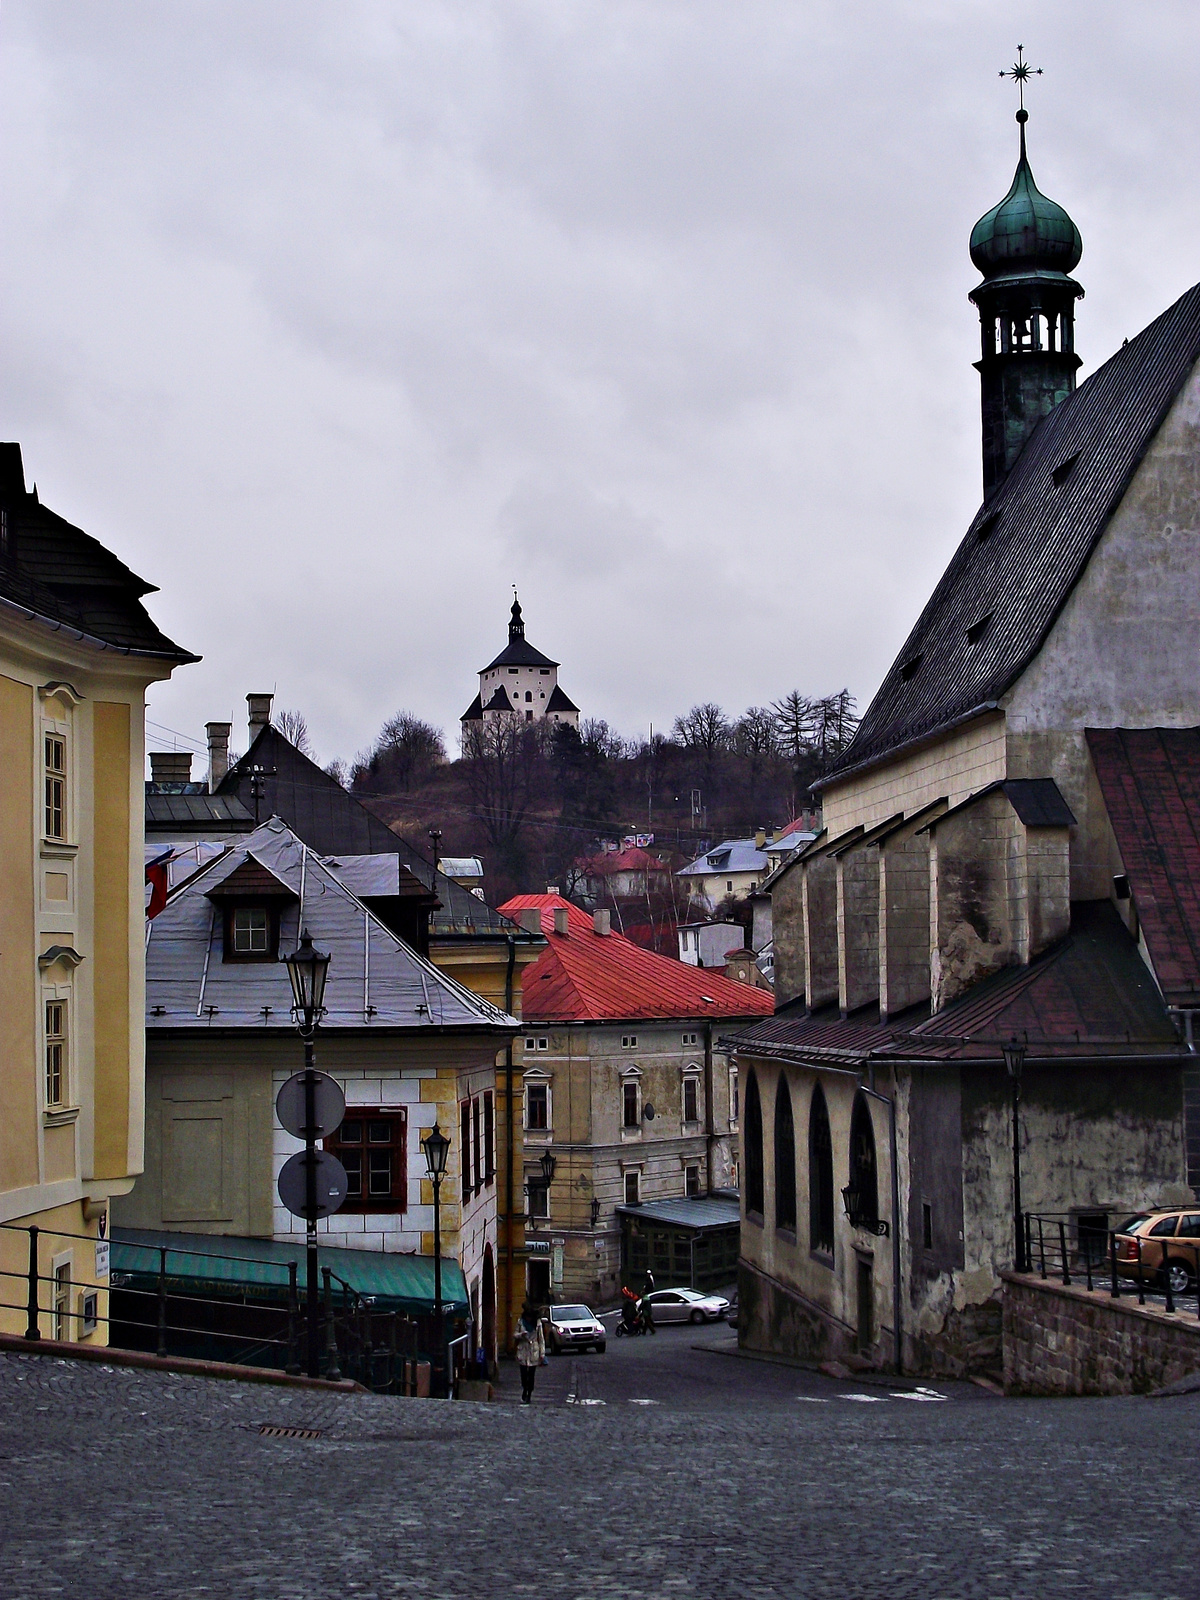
{"left": 703, "top": 1020, "right": 716, "bottom": 1194}
{"left": 503, "top": 934, "right": 517, "bottom": 1358}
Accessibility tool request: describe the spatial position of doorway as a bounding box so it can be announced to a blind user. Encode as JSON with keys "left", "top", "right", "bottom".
{"left": 527, "top": 1258, "right": 551, "bottom": 1306}
{"left": 856, "top": 1256, "right": 874, "bottom": 1354}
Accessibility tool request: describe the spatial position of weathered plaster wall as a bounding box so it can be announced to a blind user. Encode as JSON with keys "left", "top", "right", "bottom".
{"left": 802, "top": 858, "right": 838, "bottom": 1010}
{"left": 879, "top": 826, "right": 934, "bottom": 1018}
{"left": 837, "top": 845, "right": 879, "bottom": 1013}
{"left": 770, "top": 863, "right": 805, "bottom": 1008}
{"left": 929, "top": 795, "right": 1023, "bottom": 1011}
{"left": 821, "top": 714, "right": 1007, "bottom": 839}
{"left": 1006, "top": 356, "right": 1200, "bottom": 896}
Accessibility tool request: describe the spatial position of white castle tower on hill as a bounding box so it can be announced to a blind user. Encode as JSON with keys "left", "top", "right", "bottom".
{"left": 460, "top": 596, "right": 580, "bottom": 737}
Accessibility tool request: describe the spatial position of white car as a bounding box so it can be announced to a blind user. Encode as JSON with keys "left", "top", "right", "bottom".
{"left": 645, "top": 1287, "right": 730, "bottom": 1324}
{"left": 547, "top": 1304, "right": 607, "bottom": 1353}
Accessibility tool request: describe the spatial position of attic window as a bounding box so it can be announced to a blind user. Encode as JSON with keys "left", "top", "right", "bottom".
{"left": 975, "top": 511, "right": 1001, "bottom": 543}
{"left": 1052, "top": 452, "right": 1081, "bottom": 487}
{"left": 899, "top": 653, "right": 923, "bottom": 682}
{"left": 966, "top": 612, "right": 993, "bottom": 646}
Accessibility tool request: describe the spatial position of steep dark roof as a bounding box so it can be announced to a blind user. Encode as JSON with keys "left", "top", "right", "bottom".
{"left": 216, "top": 724, "right": 532, "bottom": 938}
{"left": 482, "top": 636, "right": 558, "bottom": 670}
{"left": 546, "top": 684, "right": 578, "bottom": 714}
{"left": 483, "top": 686, "right": 514, "bottom": 712}
{"left": 822, "top": 283, "right": 1200, "bottom": 786}
{"left": 1087, "top": 726, "right": 1200, "bottom": 1005}
{"left": 729, "top": 903, "right": 1181, "bottom": 1062}
{"left": 461, "top": 693, "right": 483, "bottom": 722}
{"left": 0, "top": 444, "right": 197, "bottom": 662}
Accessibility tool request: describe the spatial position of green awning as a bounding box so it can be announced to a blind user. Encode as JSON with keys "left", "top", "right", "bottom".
{"left": 111, "top": 1227, "right": 469, "bottom": 1316}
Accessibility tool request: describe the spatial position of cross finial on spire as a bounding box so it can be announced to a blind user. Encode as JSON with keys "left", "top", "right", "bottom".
{"left": 999, "top": 44, "right": 1042, "bottom": 117}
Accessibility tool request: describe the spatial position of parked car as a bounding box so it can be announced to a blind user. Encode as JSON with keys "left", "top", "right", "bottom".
{"left": 1113, "top": 1209, "right": 1200, "bottom": 1295}
{"left": 547, "top": 1304, "right": 606, "bottom": 1353}
{"left": 644, "top": 1288, "right": 730, "bottom": 1324}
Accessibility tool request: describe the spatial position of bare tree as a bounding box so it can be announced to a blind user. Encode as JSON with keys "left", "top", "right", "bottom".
{"left": 324, "top": 758, "right": 349, "bottom": 788}
{"left": 274, "top": 708, "right": 313, "bottom": 758}
{"left": 672, "top": 703, "right": 731, "bottom": 757}
{"left": 354, "top": 712, "right": 446, "bottom": 792}
{"left": 771, "top": 691, "right": 814, "bottom": 765}
{"left": 807, "top": 689, "right": 860, "bottom": 761}
{"left": 734, "top": 706, "right": 779, "bottom": 761}
{"left": 462, "top": 712, "right": 549, "bottom": 876}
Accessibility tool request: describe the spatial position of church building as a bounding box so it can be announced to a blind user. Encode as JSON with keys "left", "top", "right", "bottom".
{"left": 461, "top": 597, "right": 579, "bottom": 736}
{"left": 731, "top": 94, "right": 1200, "bottom": 1379}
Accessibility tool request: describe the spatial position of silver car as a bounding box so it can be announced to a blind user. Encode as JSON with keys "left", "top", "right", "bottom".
{"left": 547, "top": 1304, "right": 607, "bottom": 1353}
{"left": 645, "top": 1288, "right": 730, "bottom": 1324}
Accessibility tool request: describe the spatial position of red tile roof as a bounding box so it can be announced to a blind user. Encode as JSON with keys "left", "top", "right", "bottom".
{"left": 577, "top": 847, "right": 668, "bottom": 876}
{"left": 1087, "top": 727, "right": 1200, "bottom": 1004}
{"left": 500, "top": 894, "right": 774, "bottom": 1023}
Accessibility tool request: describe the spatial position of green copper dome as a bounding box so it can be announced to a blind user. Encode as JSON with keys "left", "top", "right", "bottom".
{"left": 970, "top": 116, "right": 1082, "bottom": 280}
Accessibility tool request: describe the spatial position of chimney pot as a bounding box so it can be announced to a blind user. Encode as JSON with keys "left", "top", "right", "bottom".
{"left": 206, "top": 721, "right": 231, "bottom": 792}
{"left": 754, "top": 829, "right": 766, "bottom": 849}
{"left": 553, "top": 906, "right": 570, "bottom": 937}
{"left": 246, "top": 693, "right": 273, "bottom": 745}
{"left": 593, "top": 909, "right": 611, "bottom": 937}
{"left": 517, "top": 907, "right": 543, "bottom": 934}
{"left": 149, "top": 751, "right": 192, "bottom": 786}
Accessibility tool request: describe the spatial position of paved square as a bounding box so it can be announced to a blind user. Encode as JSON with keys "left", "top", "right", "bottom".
{"left": 0, "top": 1328, "right": 1196, "bottom": 1599}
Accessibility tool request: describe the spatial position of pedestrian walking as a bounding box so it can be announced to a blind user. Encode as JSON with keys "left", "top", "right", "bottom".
{"left": 640, "top": 1271, "right": 657, "bottom": 1334}
{"left": 514, "top": 1301, "right": 546, "bottom": 1404}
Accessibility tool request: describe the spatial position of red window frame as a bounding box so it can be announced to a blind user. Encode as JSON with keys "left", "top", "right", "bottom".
{"left": 324, "top": 1109, "right": 407, "bottom": 1213}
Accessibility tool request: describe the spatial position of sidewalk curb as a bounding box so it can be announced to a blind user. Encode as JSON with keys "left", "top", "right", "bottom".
{"left": 0, "top": 1331, "right": 367, "bottom": 1392}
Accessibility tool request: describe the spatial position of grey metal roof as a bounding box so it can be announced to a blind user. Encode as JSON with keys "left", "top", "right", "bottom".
{"left": 615, "top": 1192, "right": 741, "bottom": 1231}
{"left": 145, "top": 792, "right": 254, "bottom": 831}
{"left": 821, "top": 281, "right": 1200, "bottom": 787}
{"left": 146, "top": 818, "right": 518, "bottom": 1033}
{"left": 676, "top": 839, "right": 770, "bottom": 878}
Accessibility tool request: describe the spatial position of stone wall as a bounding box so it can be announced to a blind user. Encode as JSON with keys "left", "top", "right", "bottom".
{"left": 1003, "top": 1271, "right": 1200, "bottom": 1395}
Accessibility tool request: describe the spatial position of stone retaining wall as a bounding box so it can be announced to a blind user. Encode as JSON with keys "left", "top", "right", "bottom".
{"left": 1003, "top": 1271, "right": 1200, "bottom": 1395}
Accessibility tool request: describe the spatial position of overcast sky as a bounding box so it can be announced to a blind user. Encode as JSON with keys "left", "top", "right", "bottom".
{"left": 3, "top": 2, "right": 1199, "bottom": 771}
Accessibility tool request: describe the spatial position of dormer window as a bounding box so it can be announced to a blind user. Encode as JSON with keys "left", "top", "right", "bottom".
{"left": 232, "top": 907, "right": 269, "bottom": 954}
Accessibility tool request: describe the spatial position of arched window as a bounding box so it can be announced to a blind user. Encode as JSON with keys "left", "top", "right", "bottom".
{"left": 808, "top": 1083, "right": 834, "bottom": 1256}
{"left": 744, "top": 1069, "right": 764, "bottom": 1217}
{"left": 849, "top": 1092, "right": 878, "bottom": 1228}
{"left": 774, "top": 1075, "right": 796, "bottom": 1231}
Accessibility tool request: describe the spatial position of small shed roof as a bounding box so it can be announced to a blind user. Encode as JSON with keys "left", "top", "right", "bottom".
{"left": 615, "top": 1193, "right": 741, "bottom": 1232}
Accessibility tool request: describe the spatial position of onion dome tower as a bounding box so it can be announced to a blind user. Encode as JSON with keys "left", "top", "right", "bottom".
{"left": 969, "top": 50, "right": 1083, "bottom": 498}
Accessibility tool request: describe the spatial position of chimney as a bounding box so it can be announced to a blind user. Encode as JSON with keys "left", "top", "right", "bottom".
{"left": 517, "top": 907, "right": 543, "bottom": 934}
{"left": 247, "top": 693, "right": 273, "bottom": 746}
{"left": 206, "top": 721, "right": 231, "bottom": 792}
{"left": 754, "top": 828, "right": 766, "bottom": 849}
{"left": 149, "top": 751, "right": 192, "bottom": 786}
{"left": 593, "top": 909, "right": 611, "bottom": 937}
{"left": 553, "top": 906, "right": 570, "bottom": 936}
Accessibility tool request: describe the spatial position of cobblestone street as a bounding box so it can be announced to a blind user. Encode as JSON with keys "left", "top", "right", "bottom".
{"left": 2, "top": 1330, "right": 1198, "bottom": 1599}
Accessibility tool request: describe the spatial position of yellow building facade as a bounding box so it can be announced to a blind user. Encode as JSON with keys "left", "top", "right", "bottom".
{"left": 0, "top": 443, "right": 194, "bottom": 1342}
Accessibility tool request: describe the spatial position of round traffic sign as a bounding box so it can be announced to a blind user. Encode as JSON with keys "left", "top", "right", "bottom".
{"left": 277, "top": 1149, "right": 350, "bottom": 1220}
{"left": 275, "top": 1070, "right": 346, "bottom": 1141}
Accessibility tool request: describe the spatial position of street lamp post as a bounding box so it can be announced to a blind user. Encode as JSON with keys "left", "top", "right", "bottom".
{"left": 284, "top": 929, "right": 331, "bottom": 1378}
{"left": 422, "top": 1123, "right": 451, "bottom": 1397}
{"left": 1003, "top": 1038, "right": 1027, "bottom": 1273}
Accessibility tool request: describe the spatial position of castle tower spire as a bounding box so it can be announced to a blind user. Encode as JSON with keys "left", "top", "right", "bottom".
{"left": 969, "top": 49, "right": 1083, "bottom": 498}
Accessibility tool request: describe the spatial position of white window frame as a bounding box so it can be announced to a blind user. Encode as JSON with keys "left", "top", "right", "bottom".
{"left": 621, "top": 1033, "right": 638, "bottom": 1049}
{"left": 728, "top": 1064, "right": 740, "bottom": 1129}
{"left": 682, "top": 1068, "right": 701, "bottom": 1126}
{"left": 620, "top": 1065, "right": 643, "bottom": 1138}
{"left": 682, "top": 1031, "right": 698, "bottom": 1047}
{"left": 524, "top": 1036, "right": 548, "bottom": 1053}
{"left": 51, "top": 1250, "right": 73, "bottom": 1342}
{"left": 684, "top": 1162, "right": 701, "bottom": 1198}
{"left": 522, "top": 1069, "right": 553, "bottom": 1139}
{"left": 622, "top": 1167, "right": 641, "bottom": 1206}
{"left": 40, "top": 711, "right": 74, "bottom": 848}
{"left": 44, "top": 996, "right": 68, "bottom": 1109}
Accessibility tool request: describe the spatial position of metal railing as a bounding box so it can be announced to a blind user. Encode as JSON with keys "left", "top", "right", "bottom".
{"left": 1022, "top": 1212, "right": 1200, "bottom": 1321}
{"left": 0, "top": 1221, "right": 428, "bottom": 1394}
